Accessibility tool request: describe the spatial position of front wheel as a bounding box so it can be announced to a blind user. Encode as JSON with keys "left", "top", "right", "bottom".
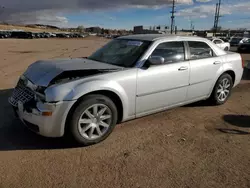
{"left": 210, "top": 73, "right": 233, "bottom": 105}
{"left": 224, "top": 47, "right": 229, "bottom": 51}
{"left": 69, "top": 94, "right": 118, "bottom": 145}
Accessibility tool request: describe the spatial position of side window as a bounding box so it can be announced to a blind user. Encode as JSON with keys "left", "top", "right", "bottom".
{"left": 188, "top": 41, "right": 215, "bottom": 60}
{"left": 151, "top": 41, "right": 185, "bottom": 64}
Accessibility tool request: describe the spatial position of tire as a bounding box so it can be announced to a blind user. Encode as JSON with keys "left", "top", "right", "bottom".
{"left": 224, "top": 47, "right": 229, "bottom": 51}
{"left": 210, "top": 73, "right": 233, "bottom": 105}
{"left": 69, "top": 94, "right": 118, "bottom": 145}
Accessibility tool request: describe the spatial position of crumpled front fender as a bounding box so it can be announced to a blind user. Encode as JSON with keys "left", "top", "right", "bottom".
{"left": 45, "top": 79, "right": 129, "bottom": 121}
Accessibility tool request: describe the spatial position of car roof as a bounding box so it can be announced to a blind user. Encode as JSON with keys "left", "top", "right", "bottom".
{"left": 118, "top": 34, "right": 206, "bottom": 41}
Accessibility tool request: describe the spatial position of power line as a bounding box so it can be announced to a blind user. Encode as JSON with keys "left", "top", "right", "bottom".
{"left": 170, "top": 0, "right": 176, "bottom": 34}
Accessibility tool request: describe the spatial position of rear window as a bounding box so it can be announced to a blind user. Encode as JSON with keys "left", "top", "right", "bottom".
{"left": 188, "top": 41, "right": 215, "bottom": 60}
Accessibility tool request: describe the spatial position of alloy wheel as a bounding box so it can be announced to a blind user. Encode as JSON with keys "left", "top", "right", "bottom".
{"left": 78, "top": 104, "right": 112, "bottom": 140}
{"left": 217, "top": 78, "right": 231, "bottom": 102}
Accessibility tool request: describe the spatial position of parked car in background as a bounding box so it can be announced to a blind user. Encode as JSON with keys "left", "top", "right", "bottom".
{"left": 33, "top": 32, "right": 41, "bottom": 38}
{"left": 9, "top": 35, "right": 244, "bottom": 145}
{"left": 237, "top": 39, "right": 250, "bottom": 53}
{"left": 11, "top": 31, "right": 33, "bottom": 39}
{"left": 239, "top": 38, "right": 249, "bottom": 45}
{"left": 49, "top": 33, "right": 57, "bottom": 37}
{"left": 208, "top": 37, "right": 230, "bottom": 51}
{"left": 43, "top": 33, "right": 51, "bottom": 38}
{"left": 0, "top": 31, "right": 8, "bottom": 38}
{"left": 229, "top": 36, "right": 249, "bottom": 46}
{"left": 56, "top": 33, "right": 68, "bottom": 38}
{"left": 229, "top": 37, "right": 242, "bottom": 46}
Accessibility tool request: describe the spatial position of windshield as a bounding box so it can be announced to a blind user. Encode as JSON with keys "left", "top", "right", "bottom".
{"left": 88, "top": 39, "right": 151, "bottom": 67}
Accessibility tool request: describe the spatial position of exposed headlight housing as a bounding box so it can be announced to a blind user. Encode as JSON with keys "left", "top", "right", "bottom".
{"left": 19, "top": 75, "right": 47, "bottom": 102}
{"left": 36, "top": 86, "right": 46, "bottom": 94}
{"left": 35, "top": 86, "right": 46, "bottom": 102}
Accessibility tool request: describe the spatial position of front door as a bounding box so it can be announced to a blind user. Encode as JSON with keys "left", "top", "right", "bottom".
{"left": 136, "top": 41, "right": 190, "bottom": 117}
{"left": 186, "top": 41, "right": 223, "bottom": 100}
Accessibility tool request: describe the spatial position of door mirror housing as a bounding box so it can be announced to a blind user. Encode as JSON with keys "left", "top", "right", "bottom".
{"left": 148, "top": 56, "right": 165, "bottom": 65}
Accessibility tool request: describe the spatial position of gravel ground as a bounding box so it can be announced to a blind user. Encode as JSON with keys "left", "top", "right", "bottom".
{"left": 0, "top": 38, "right": 249, "bottom": 188}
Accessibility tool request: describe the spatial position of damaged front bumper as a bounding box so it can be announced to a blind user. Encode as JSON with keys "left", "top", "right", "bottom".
{"left": 9, "top": 75, "right": 76, "bottom": 137}
{"left": 11, "top": 99, "right": 76, "bottom": 137}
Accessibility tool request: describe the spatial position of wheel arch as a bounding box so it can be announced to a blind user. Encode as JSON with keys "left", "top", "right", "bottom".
{"left": 208, "top": 70, "right": 236, "bottom": 97}
{"left": 224, "top": 70, "right": 235, "bottom": 84}
{"left": 64, "top": 90, "right": 124, "bottom": 135}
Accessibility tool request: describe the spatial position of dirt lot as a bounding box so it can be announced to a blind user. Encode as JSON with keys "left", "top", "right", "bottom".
{"left": 0, "top": 38, "right": 249, "bottom": 188}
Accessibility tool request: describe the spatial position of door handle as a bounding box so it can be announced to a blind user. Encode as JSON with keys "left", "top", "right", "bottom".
{"left": 213, "top": 61, "right": 221, "bottom": 65}
{"left": 178, "top": 66, "right": 188, "bottom": 71}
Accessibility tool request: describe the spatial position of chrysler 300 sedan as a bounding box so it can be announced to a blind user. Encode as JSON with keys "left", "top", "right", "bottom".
{"left": 9, "top": 34, "right": 244, "bottom": 145}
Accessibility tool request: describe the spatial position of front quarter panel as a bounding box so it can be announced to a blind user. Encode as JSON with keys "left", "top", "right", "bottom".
{"left": 45, "top": 69, "right": 137, "bottom": 121}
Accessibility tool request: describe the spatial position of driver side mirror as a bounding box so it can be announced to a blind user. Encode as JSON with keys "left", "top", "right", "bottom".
{"left": 148, "top": 56, "right": 165, "bottom": 65}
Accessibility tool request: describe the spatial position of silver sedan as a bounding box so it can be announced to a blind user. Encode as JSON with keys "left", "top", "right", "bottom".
{"left": 9, "top": 34, "right": 244, "bottom": 145}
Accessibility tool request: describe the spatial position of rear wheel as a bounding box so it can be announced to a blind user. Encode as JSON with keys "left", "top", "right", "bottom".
{"left": 224, "top": 47, "right": 229, "bottom": 51}
{"left": 69, "top": 94, "right": 118, "bottom": 145}
{"left": 210, "top": 73, "right": 233, "bottom": 105}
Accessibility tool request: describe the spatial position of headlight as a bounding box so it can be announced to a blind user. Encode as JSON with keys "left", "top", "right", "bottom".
{"left": 35, "top": 86, "right": 46, "bottom": 102}
{"left": 34, "top": 92, "right": 46, "bottom": 102}
{"left": 36, "top": 86, "right": 46, "bottom": 94}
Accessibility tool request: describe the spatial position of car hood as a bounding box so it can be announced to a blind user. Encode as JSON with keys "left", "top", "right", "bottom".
{"left": 24, "top": 58, "right": 123, "bottom": 87}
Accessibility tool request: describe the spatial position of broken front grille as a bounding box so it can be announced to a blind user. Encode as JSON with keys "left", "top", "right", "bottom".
{"left": 9, "top": 79, "right": 35, "bottom": 107}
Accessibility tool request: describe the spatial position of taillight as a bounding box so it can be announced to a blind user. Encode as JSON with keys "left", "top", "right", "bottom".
{"left": 240, "top": 55, "right": 244, "bottom": 68}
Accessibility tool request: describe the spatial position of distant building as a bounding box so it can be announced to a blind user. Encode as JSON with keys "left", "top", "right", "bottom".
{"left": 85, "top": 27, "right": 101, "bottom": 34}
{"left": 134, "top": 26, "right": 143, "bottom": 34}
{"left": 133, "top": 25, "right": 160, "bottom": 34}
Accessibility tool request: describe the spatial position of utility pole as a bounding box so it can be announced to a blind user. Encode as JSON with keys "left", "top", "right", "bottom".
{"left": 170, "top": 0, "right": 176, "bottom": 34}
{"left": 213, "top": 0, "right": 221, "bottom": 36}
{"left": 190, "top": 20, "right": 195, "bottom": 31}
{"left": 213, "top": 3, "right": 218, "bottom": 36}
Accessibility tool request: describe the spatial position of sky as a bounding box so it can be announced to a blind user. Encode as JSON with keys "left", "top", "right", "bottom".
{"left": 0, "top": 0, "right": 250, "bottom": 30}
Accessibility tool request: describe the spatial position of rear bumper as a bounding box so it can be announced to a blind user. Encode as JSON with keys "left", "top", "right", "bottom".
{"left": 12, "top": 100, "right": 76, "bottom": 137}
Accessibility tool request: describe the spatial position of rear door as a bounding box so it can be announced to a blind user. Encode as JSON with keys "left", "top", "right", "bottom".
{"left": 186, "top": 41, "right": 223, "bottom": 101}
